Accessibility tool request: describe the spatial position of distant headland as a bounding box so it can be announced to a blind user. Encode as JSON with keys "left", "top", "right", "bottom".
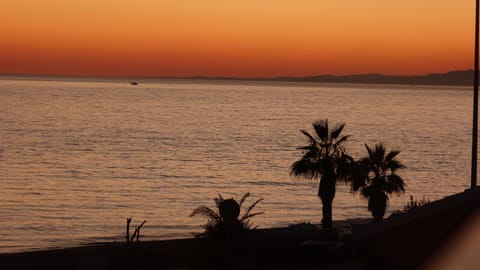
{"left": 187, "top": 69, "right": 474, "bottom": 86}
{"left": 0, "top": 69, "right": 475, "bottom": 86}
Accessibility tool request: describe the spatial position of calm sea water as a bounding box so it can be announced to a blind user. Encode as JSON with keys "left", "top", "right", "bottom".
{"left": 0, "top": 78, "right": 474, "bottom": 253}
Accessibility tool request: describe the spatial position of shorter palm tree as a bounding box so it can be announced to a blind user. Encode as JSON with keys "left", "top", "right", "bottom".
{"left": 352, "top": 143, "right": 406, "bottom": 221}
{"left": 190, "top": 193, "right": 263, "bottom": 238}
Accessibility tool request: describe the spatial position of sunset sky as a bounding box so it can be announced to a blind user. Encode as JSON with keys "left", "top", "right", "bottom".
{"left": 0, "top": 1, "right": 476, "bottom": 78}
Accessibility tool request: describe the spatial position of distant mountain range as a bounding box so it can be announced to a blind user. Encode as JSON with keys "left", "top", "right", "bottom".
{"left": 278, "top": 70, "right": 475, "bottom": 86}
{"left": 189, "top": 70, "right": 475, "bottom": 86}
{"left": 1, "top": 70, "right": 476, "bottom": 86}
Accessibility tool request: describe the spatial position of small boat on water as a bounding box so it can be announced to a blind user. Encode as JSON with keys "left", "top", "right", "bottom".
{"left": 130, "top": 82, "right": 138, "bottom": 85}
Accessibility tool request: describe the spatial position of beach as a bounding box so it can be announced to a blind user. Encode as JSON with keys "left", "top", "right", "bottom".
{"left": 1, "top": 189, "right": 479, "bottom": 269}
{"left": 0, "top": 220, "right": 358, "bottom": 269}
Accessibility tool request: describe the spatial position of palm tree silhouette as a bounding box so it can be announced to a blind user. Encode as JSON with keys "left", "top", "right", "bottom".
{"left": 290, "top": 119, "right": 353, "bottom": 228}
{"left": 352, "top": 143, "right": 406, "bottom": 221}
{"left": 190, "top": 193, "right": 264, "bottom": 238}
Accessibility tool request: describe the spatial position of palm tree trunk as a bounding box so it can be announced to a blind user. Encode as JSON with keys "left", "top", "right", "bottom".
{"left": 320, "top": 196, "right": 334, "bottom": 228}
{"left": 368, "top": 192, "right": 388, "bottom": 222}
{"left": 318, "top": 175, "right": 335, "bottom": 228}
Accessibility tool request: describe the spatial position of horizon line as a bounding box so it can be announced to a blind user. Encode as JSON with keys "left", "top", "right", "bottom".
{"left": 0, "top": 69, "right": 473, "bottom": 81}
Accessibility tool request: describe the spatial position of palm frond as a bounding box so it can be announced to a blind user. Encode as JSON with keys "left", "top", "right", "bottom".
{"left": 385, "top": 150, "right": 400, "bottom": 162}
{"left": 388, "top": 159, "right": 406, "bottom": 172}
{"left": 374, "top": 144, "right": 386, "bottom": 163}
{"left": 349, "top": 161, "right": 368, "bottom": 189}
{"left": 336, "top": 157, "right": 355, "bottom": 182}
{"left": 351, "top": 176, "right": 366, "bottom": 192}
{"left": 297, "top": 145, "right": 316, "bottom": 151}
{"left": 386, "top": 174, "right": 405, "bottom": 194}
{"left": 242, "top": 219, "right": 258, "bottom": 230}
{"left": 190, "top": 206, "right": 221, "bottom": 221}
{"left": 334, "top": 135, "right": 350, "bottom": 147}
{"left": 331, "top": 123, "right": 346, "bottom": 139}
{"left": 241, "top": 211, "right": 264, "bottom": 221}
{"left": 290, "top": 159, "right": 319, "bottom": 179}
{"left": 243, "top": 198, "right": 264, "bottom": 218}
{"left": 238, "top": 192, "right": 250, "bottom": 207}
{"left": 313, "top": 119, "right": 329, "bottom": 141}
{"left": 300, "top": 130, "right": 316, "bottom": 143}
{"left": 365, "top": 143, "right": 374, "bottom": 161}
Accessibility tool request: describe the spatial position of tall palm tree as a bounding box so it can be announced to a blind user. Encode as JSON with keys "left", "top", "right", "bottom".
{"left": 290, "top": 119, "right": 353, "bottom": 228}
{"left": 352, "top": 143, "right": 406, "bottom": 221}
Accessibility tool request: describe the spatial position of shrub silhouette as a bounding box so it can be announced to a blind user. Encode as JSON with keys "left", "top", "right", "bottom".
{"left": 190, "top": 193, "right": 263, "bottom": 238}
{"left": 402, "top": 195, "right": 430, "bottom": 212}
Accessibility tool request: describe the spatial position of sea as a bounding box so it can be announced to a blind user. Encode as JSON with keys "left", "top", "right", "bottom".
{"left": 0, "top": 78, "right": 474, "bottom": 253}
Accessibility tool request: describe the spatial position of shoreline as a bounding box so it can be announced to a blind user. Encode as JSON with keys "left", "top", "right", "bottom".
{"left": 1, "top": 189, "right": 479, "bottom": 269}
{"left": 0, "top": 220, "right": 360, "bottom": 270}
{"left": 0, "top": 218, "right": 370, "bottom": 255}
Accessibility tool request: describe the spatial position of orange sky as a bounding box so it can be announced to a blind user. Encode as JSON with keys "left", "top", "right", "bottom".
{"left": 0, "top": 1, "right": 475, "bottom": 77}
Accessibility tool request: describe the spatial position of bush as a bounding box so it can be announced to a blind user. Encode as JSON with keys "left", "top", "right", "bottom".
{"left": 402, "top": 195, "right": 431, "bottom": 212}
{"left": 190, "top": 193, "right": 263, "bottom": 238}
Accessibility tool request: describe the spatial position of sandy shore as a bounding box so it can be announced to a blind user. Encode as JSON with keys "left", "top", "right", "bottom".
{"left": 0, "top": 220, "right": 362, "bottom": 270}
{"left": 1, "top": 189, "right": 479, "bottom": 269}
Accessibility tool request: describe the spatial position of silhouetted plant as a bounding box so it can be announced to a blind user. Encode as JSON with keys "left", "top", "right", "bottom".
{"left": 190, "top": 193, "right": 263, "bottom": 238}
{"left": 402, "top": 195, "right": 430, "bottom": 212}
{"left": 290, "top": 119, "right": 354, "bottom": 228}
{"left": 351, "top": 143, "right": 406, "bottom": 221}
{"left": 125, "top": 218, "right": 146, "bottom": 244}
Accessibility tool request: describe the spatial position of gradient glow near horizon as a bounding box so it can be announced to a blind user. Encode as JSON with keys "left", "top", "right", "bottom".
{"left": 0, "top": 1, "right": 475, "bottom": 77}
